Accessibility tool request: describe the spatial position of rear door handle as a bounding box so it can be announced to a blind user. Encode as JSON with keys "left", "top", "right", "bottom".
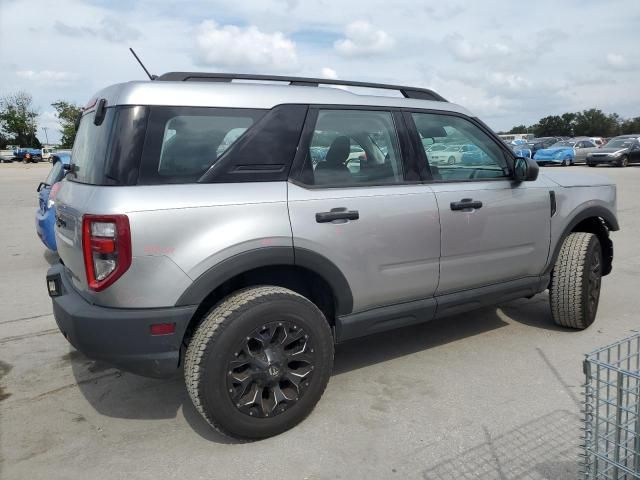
{"left": 316, "top": 208, "right": 359, "bottom": 223}
{"left": 450, "top": 198, "right": 483, "bottom": 211}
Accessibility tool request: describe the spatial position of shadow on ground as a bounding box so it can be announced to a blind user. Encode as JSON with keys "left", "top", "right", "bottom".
{"left": 67, "top": 294, "right": 572, "bottom": 443}
{"left": 421, "top": 409, "right": 580, "bottom": 480}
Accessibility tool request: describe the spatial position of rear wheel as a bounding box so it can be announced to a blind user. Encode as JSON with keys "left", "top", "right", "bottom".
{"left": 619, "top": 155, "right": 629, "bottom": 167}
{"left": 549, "top": 232, "right": 602, "bottom": 329}
{"left": 561, "top": 158, "right": 568, "bottom": 167}
{"left": 448, "top": 156, "right": 456, "bottom": 165}
{"left": 184, "top": 286, "right": 334, "bottom": 439}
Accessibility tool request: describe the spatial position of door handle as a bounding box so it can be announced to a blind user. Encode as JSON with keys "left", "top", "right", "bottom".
{"left": 450, "top": 198, "right": 483, "bottom": 211}
{"left": 316, "top": 208, "right": 359, "bottom": 223}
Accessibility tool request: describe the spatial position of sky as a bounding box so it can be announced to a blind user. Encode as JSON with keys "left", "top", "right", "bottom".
{"left": 0, "top": 0, "right": 638, "bottom": 144}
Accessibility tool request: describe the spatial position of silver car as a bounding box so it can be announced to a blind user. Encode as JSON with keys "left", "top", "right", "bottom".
{"left": 47, "top": 72, "right": 618, "bottom": 439}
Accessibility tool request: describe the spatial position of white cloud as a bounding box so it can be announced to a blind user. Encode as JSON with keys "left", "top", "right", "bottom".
{"left": 16, "top": 70, "right": 78, "bottom": 87}
{"left": 334, "top": 21, "right": 394, "bottom": 57}
{"left": 444, "top": 33, "right": 512, "bottom": 63}
{"left": 320, "top": 67, "right": 338, "bottom": 79}
{"left": 194, "top": 20, "right": 298, "bottom": 70}
{"left": 606, "top": 53, "right": 634, "bottom": 71}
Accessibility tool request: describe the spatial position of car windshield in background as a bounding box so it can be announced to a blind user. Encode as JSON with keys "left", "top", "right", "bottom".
{"left": 553, "top": 141, "right": 575, "bottom": 147}
{"left": 607, "top": 139, "right": 634, "bottom": 148}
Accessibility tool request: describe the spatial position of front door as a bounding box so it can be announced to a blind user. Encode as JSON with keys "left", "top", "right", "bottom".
{"left": 409, "top": 111, "right": 552, "bottom": 294}
{"left": 288, "top": 108, "right": 441, "bottom": 313}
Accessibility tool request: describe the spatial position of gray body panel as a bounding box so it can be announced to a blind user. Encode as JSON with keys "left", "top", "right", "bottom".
{"left": 430, "top": 177, "right": 555, "bottom": 294}
{"left": 287, "top": 182, "right": 440, "bottom": 312}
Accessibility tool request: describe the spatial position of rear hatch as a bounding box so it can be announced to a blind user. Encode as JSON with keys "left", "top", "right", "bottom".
{"left": 55, "top": 104, "right": 147, "bottom": 292}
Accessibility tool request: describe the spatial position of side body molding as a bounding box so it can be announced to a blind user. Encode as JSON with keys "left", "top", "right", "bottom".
{"left": 175, "top": 247, "right": 354, "bottom": 316}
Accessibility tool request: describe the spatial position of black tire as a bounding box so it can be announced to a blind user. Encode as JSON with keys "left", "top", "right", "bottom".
{"left": 587, "top": 163, "right": 596, "bottom": 167}
{"left": 549, "top": 232, "right": 602, "bottom": 329}
{"left": 448, "top": 156, "right": 456, "bottom": 165}
{"left": 184, "top": 286, "right": 334, "bottom": 439}
{"left": 618, "top": 155, "right": 629, "bottom": 168}
{"left": 560, "top": 158, "right": 568, "bottom": 167}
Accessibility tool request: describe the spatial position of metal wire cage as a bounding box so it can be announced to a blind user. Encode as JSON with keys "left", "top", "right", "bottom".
{"left": 583, "top": 333, "right": 640, "bottom": 479}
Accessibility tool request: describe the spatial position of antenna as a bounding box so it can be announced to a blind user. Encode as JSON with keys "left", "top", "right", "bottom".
{"left": 129, "top": 48, "right": 156, "bottom": 80}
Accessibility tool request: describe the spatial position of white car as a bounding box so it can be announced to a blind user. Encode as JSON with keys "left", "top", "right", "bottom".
{"left": 428, "top": 144, "right": 476, "bottom": 165}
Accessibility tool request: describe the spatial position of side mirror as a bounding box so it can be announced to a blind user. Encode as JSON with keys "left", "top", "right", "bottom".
{"left": 513, "top": 157, "right": 539, "bottom": 182}
{"left": 36, "top": 182, "right": 48, "bottom": 192}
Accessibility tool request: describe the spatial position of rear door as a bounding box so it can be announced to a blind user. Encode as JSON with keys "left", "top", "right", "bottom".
{"left": 288, "top": 108, "right": 440, "bottom": 313}
{"left": 408, "top": 111, "right": 551, "bottom": 295}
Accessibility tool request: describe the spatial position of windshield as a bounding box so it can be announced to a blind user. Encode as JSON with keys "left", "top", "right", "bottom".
{"left": 445, "top": 145, "right": 461, "bottom": 151}
{"left": 552, "top": 141, "right": 575, "bottom": 147}
{"left": 607, "top": 139, "right": 634, "bottom": 149}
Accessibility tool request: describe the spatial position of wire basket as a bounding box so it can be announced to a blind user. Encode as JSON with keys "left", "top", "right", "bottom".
{"left": 583, "top": 333, "right": 640, "bottom": 479}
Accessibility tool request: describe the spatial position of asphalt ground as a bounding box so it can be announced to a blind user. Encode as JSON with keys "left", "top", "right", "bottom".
{"left": 1, "top": 162, "right": 638, "bottom": 479}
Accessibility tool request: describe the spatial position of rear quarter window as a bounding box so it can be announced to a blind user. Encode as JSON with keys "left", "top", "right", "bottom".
{"left": 139, "top": 107, "right": 265, "bottom": 184}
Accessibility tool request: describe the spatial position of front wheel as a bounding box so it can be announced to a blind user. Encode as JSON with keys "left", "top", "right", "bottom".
{"left": 560, "top": 158, "right": 568, "bottom": 167}
{"left": 447, "top": 156, "right": 456, "bottom": 165}
{"left": 549, "top": 232, "right": 602, "bottom": 329}
{"left": 184, "top": 286, "right": 334, "bottom": 439}
{"left": 618, "top": 155, "right": 629, "bottom": 167}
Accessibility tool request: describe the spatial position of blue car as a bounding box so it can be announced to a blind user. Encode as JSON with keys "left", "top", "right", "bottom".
{"left": 533, "top": 141, "right": 575, "bottom": 166}
{"left": 35, "top": 152, "right": 71, "bottom": 250}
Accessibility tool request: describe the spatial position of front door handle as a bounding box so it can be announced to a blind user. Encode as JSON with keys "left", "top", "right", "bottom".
{"left": 450, "top": 198, "right": 483, "bottom": 211}
{"left": 316, "top": 207, "right": 359, "bottom": 223}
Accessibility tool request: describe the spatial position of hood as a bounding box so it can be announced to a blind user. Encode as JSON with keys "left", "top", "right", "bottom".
{"left": 541, "top": 170, "right": 614, "bottom": 187}
{"left": 535, "top": 147, "right": 572, "bottom": 157}
{"left": 592, "top": 147, "right": 627, "bottom": 154}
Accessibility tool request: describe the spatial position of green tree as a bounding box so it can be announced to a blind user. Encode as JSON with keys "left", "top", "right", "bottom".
{"left": 508, "top": 124, "right": 529, "bottom": 134}
{"left": 534, "top": 115, "right": 565, "bottom": 137}
{"left": 0, "top": 91, "right": 40, "bottom": 147}
{"left": 620, "top": 117, "right": 640, "bottom": 135}
{"left": 52, "top": 100, "right": 83, "bottom": 147}
{"left": 573, "top": 109, "right": 617, "bottom": 137}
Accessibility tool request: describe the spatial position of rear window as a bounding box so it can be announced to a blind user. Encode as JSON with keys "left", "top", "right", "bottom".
{"left": 70, "top": 109, "right": 115, "bottom": 184}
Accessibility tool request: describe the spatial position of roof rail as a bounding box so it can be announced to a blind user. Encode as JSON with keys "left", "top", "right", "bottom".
{"left": 156, "top": 72, "right": 448, "bottom": 102}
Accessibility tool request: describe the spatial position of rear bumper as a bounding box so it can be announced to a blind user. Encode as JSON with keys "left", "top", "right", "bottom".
{"left": 47, "top": 263, "right": 197, "bottom": 378}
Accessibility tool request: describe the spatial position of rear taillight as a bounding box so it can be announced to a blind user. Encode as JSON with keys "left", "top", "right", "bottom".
{"left": 47, "top": 182, "right": 62, "bottom": 209}
{"left": 82, "top": 214, "right": 131, "bottom": 291}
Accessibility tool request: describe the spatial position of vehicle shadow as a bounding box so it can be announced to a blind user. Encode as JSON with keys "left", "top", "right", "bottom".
{"left": 67, "top": 294, "right": 567, "bottom": 442}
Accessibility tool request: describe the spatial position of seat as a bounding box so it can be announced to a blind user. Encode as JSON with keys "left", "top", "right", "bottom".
{"left": 314, "top": 136, "right": 352, "bottom": 185}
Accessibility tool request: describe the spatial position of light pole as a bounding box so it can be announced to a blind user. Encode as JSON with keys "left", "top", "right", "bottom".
{"left": 42, "top": 127, "right": 50, "bottom": 145}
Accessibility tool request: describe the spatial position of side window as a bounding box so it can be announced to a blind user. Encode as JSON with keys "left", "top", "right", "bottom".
{"left": 301, "top": 109, "right": 404, "bottom": 186}
{"left": 411, "top": 112, "right": 509, "bottom": 181}
{"left": 157, "top": 114, "right": 255, "bottom": 177}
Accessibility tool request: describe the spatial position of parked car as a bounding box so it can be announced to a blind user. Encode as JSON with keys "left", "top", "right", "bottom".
{"left": 47, "top": 72, "right": 618, "bottom": 439}
{"left": 571, "top": 139, "right": 600, "bottom": 163}
{"left": 0, "top": 149, "right": 15, "bottom": 163}
{"left": 586, "top": 135, "right": 640, "bottom": 167}
{"left": 533, "top": 141, "right": 576, "bottom": 166}
{"left": 527, "top": 137, "right": 559, "bottom": 156}
{"left": 35, "top": 152, "right": 71, "bottom": 250}
{"left": 429, "top": 144, "right": 477, "bottom": 164}
{"left": 14, "top": 147, "right": 42, "bottom": 163}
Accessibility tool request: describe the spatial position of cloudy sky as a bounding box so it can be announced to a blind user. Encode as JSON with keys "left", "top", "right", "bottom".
{"left": 0, "top": 0, "right": 638, "bottom": 144}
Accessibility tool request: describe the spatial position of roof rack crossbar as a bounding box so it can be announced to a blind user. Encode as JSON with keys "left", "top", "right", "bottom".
{"left": 156, "top": 72, "right": 447, "bottom": 102}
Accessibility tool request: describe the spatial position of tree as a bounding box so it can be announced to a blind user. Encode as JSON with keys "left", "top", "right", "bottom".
{"left": 573, "top": 109, "right": 617, "bottom": 137}
{"left": 52, "top": 100, "right": 83, "bottom": 147}
{"left": 534, "top": 115, "right": 565, "bottom": 137}
{"left": 0, "top": 91, "right": 40, "bottom": 147}
{"left": 509, "top": 124, "right": 529, "bottom": 134}
{"left": 620, "top": 117, "right": 640, "bottom": 135}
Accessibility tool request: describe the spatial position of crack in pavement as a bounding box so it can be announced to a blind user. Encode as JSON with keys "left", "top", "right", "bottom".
{"left": 0, "top": 328, "right": 59, "bottom": 345}
{"left": 0, "top": 313, "right": 53, "bottom": 326}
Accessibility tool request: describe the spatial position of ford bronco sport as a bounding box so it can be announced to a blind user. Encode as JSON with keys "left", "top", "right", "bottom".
{"left": 47, "top": 72, "right": 618, "bottom": 439}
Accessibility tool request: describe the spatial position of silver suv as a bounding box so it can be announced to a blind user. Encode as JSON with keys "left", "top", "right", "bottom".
{"left": 47, "top": 72, "right": 618, "bottom": 439}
